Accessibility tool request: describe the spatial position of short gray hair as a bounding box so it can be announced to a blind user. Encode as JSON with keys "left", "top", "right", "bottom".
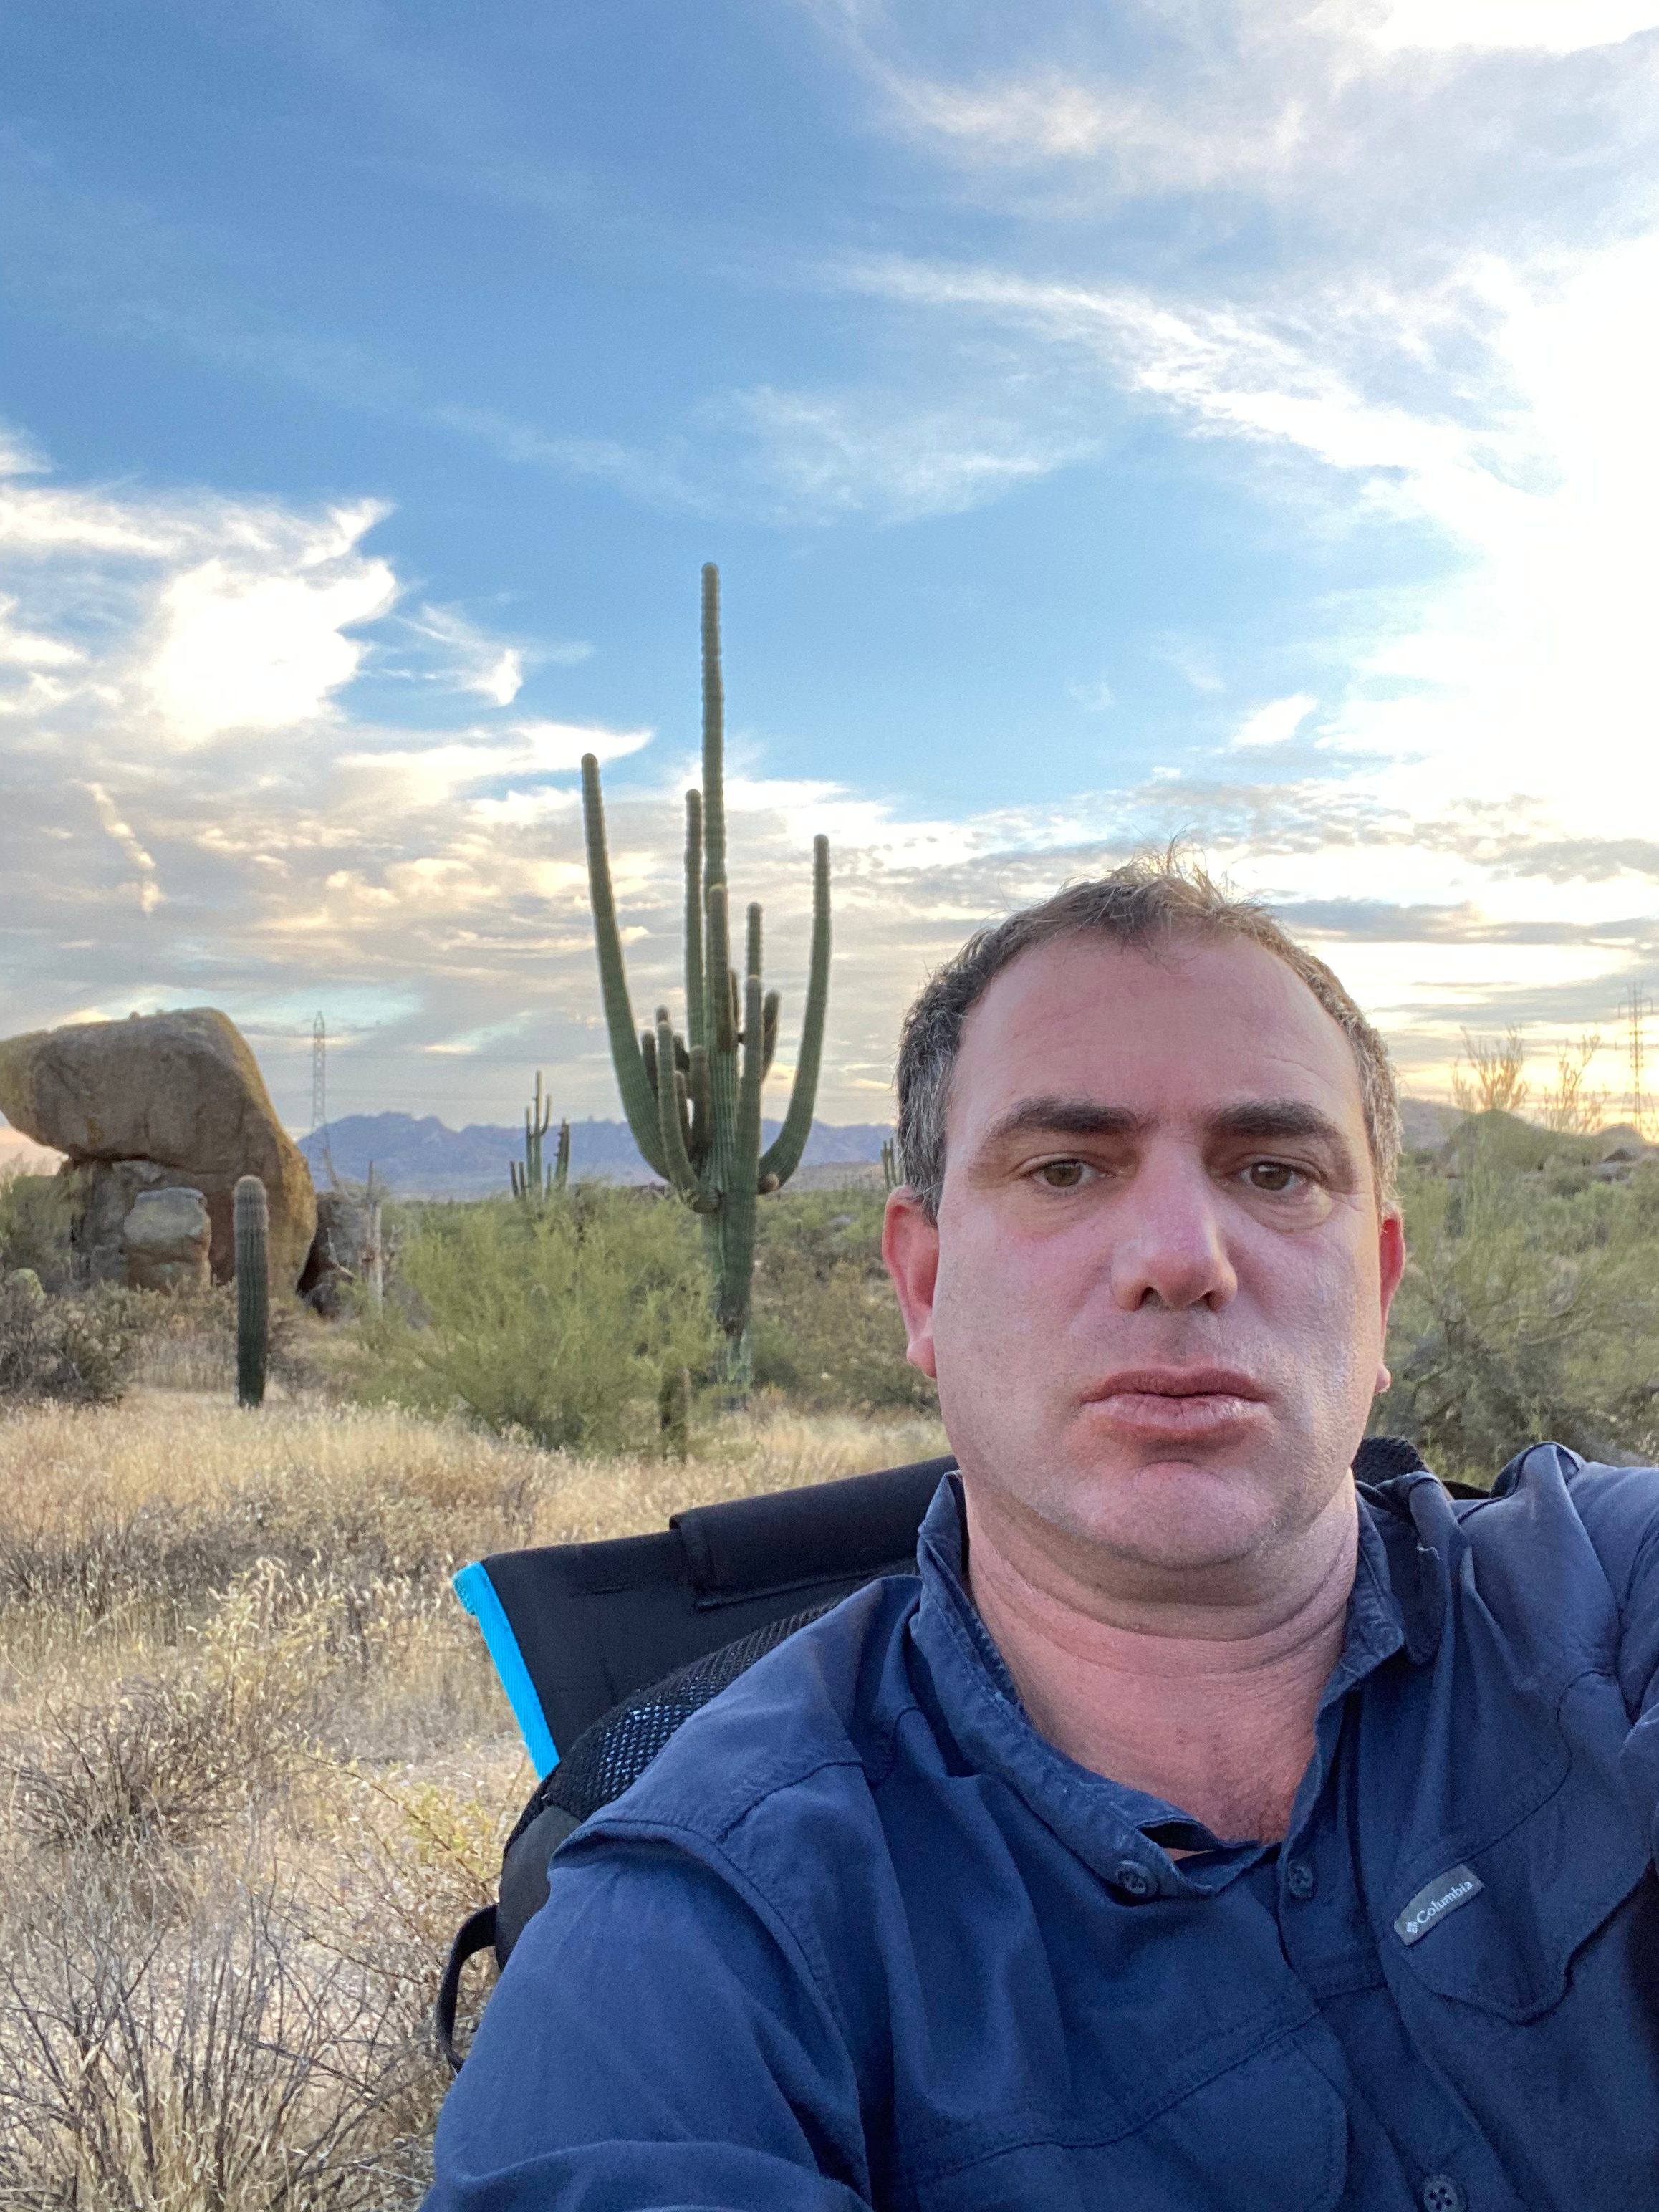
{"left": 894, "top": 855, "right": 1401, "bottom": 1221}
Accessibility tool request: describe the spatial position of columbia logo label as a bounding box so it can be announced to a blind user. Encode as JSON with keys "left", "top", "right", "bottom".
{"left": 1394, "top": 1864, "right": 1484, "bottom": 1946}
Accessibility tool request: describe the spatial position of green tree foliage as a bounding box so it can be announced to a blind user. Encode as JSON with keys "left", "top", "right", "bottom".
{"left": 750, "top": 1189, "right": 937, "bottom": 1416}
{"left": 0, "top": 1168, "right": 73, "bottom": 1290}
{"left": 353, "top": 1188, "right": 718, "bottom": 1453}
{"left": 1377, "top": 1116, "right": 1659, "bottom": 1483}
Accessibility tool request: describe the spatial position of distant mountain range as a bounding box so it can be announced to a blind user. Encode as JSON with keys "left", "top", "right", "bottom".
{"left": 289, "top": 1097, "right": 1469, "bottom": 1198}
{"left": 299, "top": 1112, "right": 894, "bottom": 1198}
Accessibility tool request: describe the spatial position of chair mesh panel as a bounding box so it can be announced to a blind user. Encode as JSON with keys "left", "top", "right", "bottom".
{"left": 508, "top": 1602, "right": 839, "bottom": 1849}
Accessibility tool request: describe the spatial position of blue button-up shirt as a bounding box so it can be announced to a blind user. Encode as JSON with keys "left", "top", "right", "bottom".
{"left": 430, "top": 1447, "right": 1659, "bottom": 2210}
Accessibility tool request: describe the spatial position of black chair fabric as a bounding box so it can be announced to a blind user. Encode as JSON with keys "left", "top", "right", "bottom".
{"left": 480, "top": 1455, "right": 954, "bottom": 1757}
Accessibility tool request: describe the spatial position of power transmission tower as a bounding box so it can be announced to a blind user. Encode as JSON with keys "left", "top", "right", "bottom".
{"left": 311, "top": 1012, "right": 340, "bottom": 1188}
{"left": 1625, "top": 985, "right": 1651, "bottom": 1139}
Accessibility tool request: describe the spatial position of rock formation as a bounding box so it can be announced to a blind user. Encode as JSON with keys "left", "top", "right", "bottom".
{"left": 122, "top": 1186, "right": 212, "bottom": 1294}
{"left": 0, "top": 1009, "right": 316, "bottom": 1290}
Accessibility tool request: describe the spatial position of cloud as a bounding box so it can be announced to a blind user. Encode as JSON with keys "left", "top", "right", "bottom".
{"left": 335, "top": 718, "right": 650, "bottom": 807}
{"left": 145, "top": 541, "right": 396, "bottom": 741}
{"left": 398, "top": 603, "right": 525, "bottom": 705}
{"left": 1363, "top": 0, "right": 1659, "bottom": 53}
{"left": 1232, "top": 693, "right": 1319, "bottom": 749}
{"left": 82, "top": 781, "right": 163, "bottom": 914}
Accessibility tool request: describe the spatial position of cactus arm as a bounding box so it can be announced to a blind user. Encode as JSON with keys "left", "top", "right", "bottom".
{"left": 683, "top": 790, "right": 707, "bottom": 1051}
{"left": 700, "top": 564, "right": 726, "bottom": 896}
{"left": 761, "top": 989, "right": 780, "bottom": 1079}
{"left": 718, "top": 909, "right": 765, "bottom": 1337}
{"left": 706, "top": 883, "right": 736, "bottom": 1056}
{"left": 655, "top": 1009, "right": 717, "bottom": 1211}
{"left": 581, "top": 753, "right": 668, "bottom": 1178}
{"left": 554, "top": 1120, "right": 571, "bottom": 1191}
{"left": 687, "top": 1044, "right": 712, "bottom": 1168}
{"left": 759, "top": 834, "right": 831, "bottom": 1187}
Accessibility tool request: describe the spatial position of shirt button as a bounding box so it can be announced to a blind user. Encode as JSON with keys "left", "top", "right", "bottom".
{"left": 1112, "top": 1862, "right": 1157, "bottom": 1900}
{"left": 1419, "top": 2175, "right": 1465, "bottom": 2212}
{"left": 1284, "top": 1859, "right": 1317, "bottom": 1900}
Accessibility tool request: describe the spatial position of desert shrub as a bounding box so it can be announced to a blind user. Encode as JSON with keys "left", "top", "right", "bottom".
{"left": 0, "top": 1277, "right": 148, "bottom": 1404}
{"left": 750, "top": 1191, "right": 936, "bottom": 1415}
{"left": 1376, "top": 1125, "right": 1659, "bottom": 1483}
{"left": 350, "top": 1187, "right": 717, "bottom": 1453}
{"left": 0, "top": 1165, "right": 72, "bottom": 1290}
{"left": 0, "top": 1877, "right": 438, "bottom": 2210}
{"left": 6, "top": 1564, "right": 344, "bottom": 1851}
{"left": 129, "top": 1281, "right": 322, "bottom": 1395}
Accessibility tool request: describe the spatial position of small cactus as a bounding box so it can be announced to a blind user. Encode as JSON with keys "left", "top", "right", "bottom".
{"left": 234, "top": 1174, "right": 269, "bottom": 1409}
{"left": 658, "top": 1364, "right": 692, "bottom": 1459}
{"left": 880, "top": 1137, "right": 900, "bottom": 1192}
{"left": 511, "top": 1073, "right": 571, "bottom": 1204}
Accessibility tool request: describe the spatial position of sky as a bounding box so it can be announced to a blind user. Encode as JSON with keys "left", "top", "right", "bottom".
{"left": 3, "top": 0, "right": 1658, "bottom": 1148}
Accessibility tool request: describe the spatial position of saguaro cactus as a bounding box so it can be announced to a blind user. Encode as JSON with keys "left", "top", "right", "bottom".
{"left": 582, "top": 563, "right": 830, "bottom": 1389}
{"left": 509, "top": 1072, "right": 571, "bottom": 1203}
{"left": 234, "top": 1174, "right": 269, "bottom": 1409}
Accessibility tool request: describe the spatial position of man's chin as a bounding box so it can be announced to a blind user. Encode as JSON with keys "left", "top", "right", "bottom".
{"left": 1029, "top": 1453, "right": 1291, "bottom": 1577}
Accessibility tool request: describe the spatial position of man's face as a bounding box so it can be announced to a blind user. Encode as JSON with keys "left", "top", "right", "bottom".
{"left": 883, "top": 933, "right": 1405, "bottom": 1579}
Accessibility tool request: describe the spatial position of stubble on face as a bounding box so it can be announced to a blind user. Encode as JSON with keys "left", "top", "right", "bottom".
{"left": 885, "top": 932, "right": 1403, "bottom": 1608}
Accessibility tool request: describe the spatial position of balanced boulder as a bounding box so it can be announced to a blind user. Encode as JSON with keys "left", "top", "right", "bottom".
{"left": 0, "top": 1009, "right": 316, "bottom": 1289}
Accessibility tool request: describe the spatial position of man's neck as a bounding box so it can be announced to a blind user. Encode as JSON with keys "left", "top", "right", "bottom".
{"left": 961, "top": 1480, "right": 1360, "bottom": 1845}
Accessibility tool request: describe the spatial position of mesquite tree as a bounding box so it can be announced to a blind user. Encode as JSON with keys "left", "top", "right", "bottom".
{"left": 581, "top": 563, "right": 830, "bottom": 1390}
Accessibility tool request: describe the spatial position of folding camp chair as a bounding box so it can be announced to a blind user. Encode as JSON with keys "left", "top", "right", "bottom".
{"left": 436, "top": 1451, "right": 956, "bottom": 2064}
{"left": 436, "top": 1435, "right": 1448, "bottom": 2066}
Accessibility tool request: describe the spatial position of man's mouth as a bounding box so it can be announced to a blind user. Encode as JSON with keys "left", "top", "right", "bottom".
{"left": 1082, "top": 1368, "right": 1268, "bottom": 1438}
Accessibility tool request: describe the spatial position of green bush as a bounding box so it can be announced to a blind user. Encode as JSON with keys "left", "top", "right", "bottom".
{"left": 0, "top": 1277, "right": 148, "bottom": 1404}
{"left": 750, "top": 1189, "right": 936, "bottom": 1416}
{"left": 350, "top": 1186, "right": 717, "bottom": 1453}
{"left": 1376, "top": 1125, "right": 1659, "bottom": 1483}
{"left": 0, "top": 1167, "right": 72, "bottom": 1291}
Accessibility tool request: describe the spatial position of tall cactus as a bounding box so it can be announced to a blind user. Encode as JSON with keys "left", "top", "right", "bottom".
{"left": 510, "top": 1072, "right": 570, "bottom": 1203}
{"left": 582, "top": 562, "right": 831, "bottom": 1390}
{"left": 234, "top": 1174, "right": 269, "bottom": 1409}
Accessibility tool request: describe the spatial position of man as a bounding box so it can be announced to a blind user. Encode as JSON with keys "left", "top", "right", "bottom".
{"left": 430, "top": 859, "right": 1659, "bottom": 2211}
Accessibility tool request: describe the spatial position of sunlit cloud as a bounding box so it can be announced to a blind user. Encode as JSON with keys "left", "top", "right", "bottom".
{"left": 145, "top": 539, "right": 396, "bottom": 741}
{"left": 1364, "top": 0, "right": 1659, "bottom": 53}
{"left": 1232, "top": 694, "right": 1319, "bottom": 750}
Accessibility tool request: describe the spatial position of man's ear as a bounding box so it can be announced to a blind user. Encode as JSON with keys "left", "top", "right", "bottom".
{"left": 882, "top": 1187, "right": 941, "bottom": 1380}
{"left": 1375, "top": 1204, "right": 1406, "bottom": 1394}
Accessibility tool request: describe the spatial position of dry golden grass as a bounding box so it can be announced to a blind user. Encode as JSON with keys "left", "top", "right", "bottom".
{"left": 0, "top": 1387, "right": 943, "bottom": 2208}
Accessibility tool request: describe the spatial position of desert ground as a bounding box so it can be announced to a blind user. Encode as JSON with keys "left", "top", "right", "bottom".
{"left": 0, "top": 1342, "right": 943, "bottom": 2208}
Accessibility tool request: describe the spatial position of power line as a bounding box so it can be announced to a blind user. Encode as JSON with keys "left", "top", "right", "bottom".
{"left": 309, "top": 1014, "right": 340, "bottom": 1188}
{"left": 1627, "top": 984, "right": 1652, "bottom": 1140}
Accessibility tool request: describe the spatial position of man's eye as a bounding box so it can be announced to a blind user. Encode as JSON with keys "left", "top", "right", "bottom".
{"left": 1035, "top": 1159, "right": 1088, "bottom": 1189}
{"left": 1244, "top": 1160, "right": 1304, "bottom": 1193}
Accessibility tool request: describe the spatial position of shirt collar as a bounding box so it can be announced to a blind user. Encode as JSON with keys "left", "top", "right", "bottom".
{"left": 910, "top": 1473, "right": 1408, "bottom": 1898}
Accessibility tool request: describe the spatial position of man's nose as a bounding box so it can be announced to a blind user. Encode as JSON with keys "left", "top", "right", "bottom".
{"left": 1106, "top": 1150, "right": 1238, "bottom": 1313}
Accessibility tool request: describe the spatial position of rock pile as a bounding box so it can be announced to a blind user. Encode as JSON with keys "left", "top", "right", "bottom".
{"left": 0, "top": 1009, "right": 316, "bottom": 1292}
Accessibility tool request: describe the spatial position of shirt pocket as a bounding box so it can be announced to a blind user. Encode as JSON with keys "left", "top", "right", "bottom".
{"left": 1388, "top": 1674, "right": 1651, "bottom": 2024}
{"left": 892, "top": 2035, "right": 1349, "bottom": 2212}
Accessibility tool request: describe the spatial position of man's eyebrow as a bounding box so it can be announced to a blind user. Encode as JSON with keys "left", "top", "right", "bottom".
{"left": 1206, "top": 1100, "right": 1360, "bottom": 1177}
{"left": 973, "top": 1097, "right": 1152, "bottom": 1154}
{"left": 966, "top": 1095, "right": 1362, "bottom": 1180}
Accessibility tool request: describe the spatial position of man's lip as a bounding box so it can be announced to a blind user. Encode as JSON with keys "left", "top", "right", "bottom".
{"left": 1082, "top": 1369, "right": 1267, "bottom": 1403}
